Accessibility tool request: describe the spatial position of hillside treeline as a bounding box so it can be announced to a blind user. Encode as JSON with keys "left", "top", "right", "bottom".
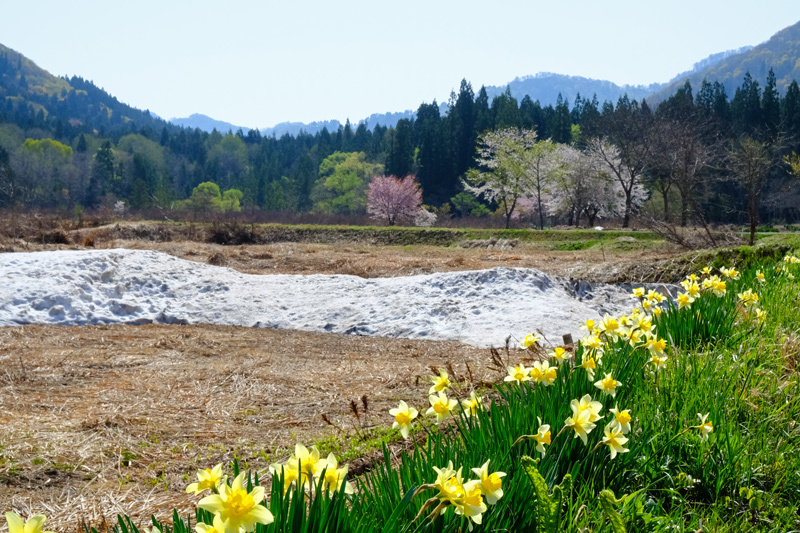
{"left": 2, "top": 60, "right": 800, "bottom": 228}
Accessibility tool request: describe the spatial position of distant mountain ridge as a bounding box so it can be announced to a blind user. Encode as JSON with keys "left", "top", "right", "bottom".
{"left": 650, "top": 21, "right": 800, "bottom": 102}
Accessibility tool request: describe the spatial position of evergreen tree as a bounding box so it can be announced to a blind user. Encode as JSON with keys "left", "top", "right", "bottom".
{"left": 385, "top": 119, "right": 415, "bottom": 178}
{"left": 87, "top": 140, "right": 115, "bottom": 207}
{"left": 762, "top": 68, "right": 781, "bottom": 140}
{"left": 76, "top": 134, "right": 88, "bottom": 153}
{"left": 473, "top": 86, "right": 493, "bottom": 134}
{"left": 548, "top": 93, "right": 572, "bottom": 143}
{"left": 492, "top": 87, "right": 520, "bottom": 129}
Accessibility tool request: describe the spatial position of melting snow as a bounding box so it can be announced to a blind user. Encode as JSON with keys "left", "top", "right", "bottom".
{"left": 0, "top": 249, "right": 655, "bottom": 347}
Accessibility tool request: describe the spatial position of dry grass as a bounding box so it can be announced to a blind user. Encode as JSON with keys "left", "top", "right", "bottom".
{"left": 0, "top": 324, "right": 496, "bottom": 531}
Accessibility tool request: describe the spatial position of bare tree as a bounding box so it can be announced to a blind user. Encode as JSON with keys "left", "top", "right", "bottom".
{"left": 728, "top": 135, "right": 784, "bottom": 245}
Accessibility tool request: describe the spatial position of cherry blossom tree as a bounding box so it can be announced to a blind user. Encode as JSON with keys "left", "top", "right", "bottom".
{"left": 367, "top": 174, "right": 423, "bottom": 225}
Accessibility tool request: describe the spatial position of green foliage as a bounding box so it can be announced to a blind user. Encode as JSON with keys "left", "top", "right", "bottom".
{"left": 521, "top": 456, "right": 572, "bottom": 533}
{"left": 178, "top": 181, "right": 243, "bottom": 214}
{"left": 312, "top": 152, "right": 382, "bottom": 215}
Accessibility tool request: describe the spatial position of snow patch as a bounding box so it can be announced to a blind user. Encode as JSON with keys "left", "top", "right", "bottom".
{"left": 0, "top": 249, "right": 657, "bottom": 347}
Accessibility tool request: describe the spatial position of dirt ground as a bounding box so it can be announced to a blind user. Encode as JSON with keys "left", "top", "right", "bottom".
{"left": 0, "top": 233, "right": 685, "bottom": 531}
{"left": 0, "top": 324, "right": 503, "bottom": 531}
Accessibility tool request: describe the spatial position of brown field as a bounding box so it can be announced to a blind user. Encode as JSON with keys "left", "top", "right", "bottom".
{"left": 0, "top": 230, "right": 684, "bottom": 531}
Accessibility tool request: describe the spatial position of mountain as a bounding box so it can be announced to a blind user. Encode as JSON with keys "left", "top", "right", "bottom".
{"left": 169, "top": 113, "right": 251, "bottom": 133}
{"left": 483, "top": 73, "right": 664, "bottom": 107}
{"left": 261, "top": 119, "right": 341, "bottom": 137}
{"left": 651, "top": 20, "right": 800, "bottom": 102}
{"left": 0, "top": 43, "right": 169, "bottom": 137}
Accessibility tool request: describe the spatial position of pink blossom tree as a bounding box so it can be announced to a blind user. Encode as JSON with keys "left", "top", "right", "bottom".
{"left": 367, "top": 174, "right": 423, "bottom": 225}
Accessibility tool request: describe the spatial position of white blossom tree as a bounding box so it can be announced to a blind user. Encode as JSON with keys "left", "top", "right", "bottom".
{"left": 585, "top": 137, "right": 650, "bottom": 227}
{"left": 464, "top": 129, "right": 561, "bottom": 229}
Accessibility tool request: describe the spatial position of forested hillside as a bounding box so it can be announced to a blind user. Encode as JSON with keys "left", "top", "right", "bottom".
{"left": 2, "top": 39, "right": 800, "bottom": 234}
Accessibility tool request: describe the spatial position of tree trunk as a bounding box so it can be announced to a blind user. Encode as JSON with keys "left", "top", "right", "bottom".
{"left": 680, "top": 195, "right": 688, "bottom": 227}
{"left": 622, "top": 194, "right": 632, "bottom": 228}
{"left": 662, "top": 189, "right": 670, "bottom": 222}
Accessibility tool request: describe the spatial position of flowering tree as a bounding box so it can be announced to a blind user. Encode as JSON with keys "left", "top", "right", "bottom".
{"left": 585, "top": 137, "right": 650, "bottom": 227}
{"left": 367, "top": 174, "right": 423, "bottom": 225}
{"left": 549, "top": 145, "right": 644, "bottom": 227}
{"left": 464, "top": 129, "right": 540, "bottom": 229}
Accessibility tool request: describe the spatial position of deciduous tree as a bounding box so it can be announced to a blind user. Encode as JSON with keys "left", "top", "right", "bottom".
{"left": 366, "top": 174, "right": 423, "bottom": 225}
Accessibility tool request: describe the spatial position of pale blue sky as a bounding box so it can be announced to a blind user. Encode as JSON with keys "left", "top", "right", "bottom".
{"left": 2, "top": 1, "right": 800, "bottom": 128}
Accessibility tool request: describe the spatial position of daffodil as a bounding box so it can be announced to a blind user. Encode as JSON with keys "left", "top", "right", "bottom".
{"left": 519, "top": 333, "right": 541, "bottom": 349}
{"left": 737, "top": 289, "right": 759, "bottom": 307}
{"left": 390, "top": 400, "right": 418, "bottom": 439}
{"left": 641, "top": 299, "right": 652, "bottom": 311}
{"left": 711, "top": 278, "right": 727, "bottom": 297}
{"left": 531, "top": 360, "right": 557, "bottom": 386}
{"left": 601, "top": 422, "right": 630, "bottom": 459}
{"left": 581, "top": 335, "right": 604, "bottom": 352}
{"left": 756, "top": 270, "right": 765, "bottom": 283}
{"left": 432, "top": 461, "right": 457, "bottom": 496}
{"left": 677, "top": 292, "right": 694, "bottom": 309}
{"left": 549, "top": 346, "right": 572, "bottom": 365}
{"left": 650, "top": 353, "right": 668, "bottom": 369}
{"left": 427, "top": 390, "right": 458, "bottom": 423}
{"left": 630, "top": 287, "right": 645, "bottom": 299}
{"left": 609, "top": 405, "right": 632, "bottom": 434}
{"left": 198, "top": 472, "right": 274, "bottom": 532}
{"left": 644, "top": 337, "right": 667, "bottom": 356}
{"left": 652, "top": 307, "right": 663, "bottom": 317}
{"left": 461, "top": 391, "right": 482, "bottom": 417}
{"left": 504, "top": 364, "right": 531, "bottom": 384}
{"left": 580, "top": 319, "right": 596, "bottom": 332}
{"left": 600, "top": 314, "right": 622, "bottom": 338}
{"left": 701, "top": 266, "right": 712, "bottom": 275}
{"left": 573, "top": 394, "right": 603, "bottom": 422}
{"left": 268, "top": 461, "right": 299, "bottom": 494}
{"left": 594, "top": 372, "right": 621, "bottom": 398}
{"left": 471, "top": 459, "right": 505, "bottom": 505}
{"left": 321, "top": 453, "right": 355, "bottom": 495}
{"left": 429, "top": 369, "right": 451, "bottom": 394}
{"left": 623, "top": 327, "right": 644, "bottom": 347}
{"left": 531, "top": 417, "right": 551, "bottom": 455}
{"left": 186, "top": 463, "right": 224, "bottom": 495}
{"left": 288, "top": 443, "right": 325, "bottom": 486}
{"left": 646, "top": 289, "right": 665, "bottom": 303}
{"left": 692, "top": 413, "right": 714, "bottom": 441}
{"left": 5, "top": 513, "right": 55, "bottom": 533}
{"left": 195, "top": 514, "right": 227, "bottom": 533}
{"left": 453, "top": 480, "right": 488, "bottom": 531}
{"left": 564, "top": 404, "right": 596, "bottom": 445}
{"left": 755, "top": 308, "right": 767, "bottom": 323}
{"left": 578, "top": 356, "right": 597, "bottom": 380}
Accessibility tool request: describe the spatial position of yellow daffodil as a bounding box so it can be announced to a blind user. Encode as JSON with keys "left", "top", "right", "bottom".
{"left": 646, "top": 289, "right": 665, "bottom": 303}
{"left": 755, "top": 308, "right": 767, "bottom": 323}
{"left": 600, "top": 314, "right": 622, "bottom": 338}
{"left": 519, "top": 333, "right": 541, "bottom": 349}
{"left": 461, "top": 391, "right": 482, "bottom": 417}
{"left": 186, "top": 463, "right": 224, "bottom": 495}
{"left": 701, "top": 266, "right": 712, "bottom": 275}
{"left": 288, "top": 444, "right": 325, "bottom": 486}
{"left": 471, "top": 459, "right": 505, "bottom": 505}
{"left": 650, "top": 354, "right": 668, "bottom": 369}
{"left": 432, "top": 461, "right": 457, "bottom": 496}
{"left": 737, "top": 289, "right": 759, "bottom": 307}
{"left": 429, "top": 369, "right": 451, "bottom": 394}
{"left": 652, "top": 307, "right": 663, "bottom": 317}
{"left": 623, "top": 327, "right": 644, "bottom": 347}
{"left": 321, "top": 453, "right": 355, "bottom": 495}
{"left": 580, "top": 319, "right": 596, "bottom": 331}
{"left": 641, "top": 299, "right": 652, "bottom": 311}
{"left": 720, "top": 266, "right": 740, "bottom": 280}
{"left": 609, "top": 405, "right": 632, "bottom": 434}
{"left": 531, "top": 360, "right": 557, "bottom": 386}
{"left": 454, "top": 480, "right": 488, "bottom": 531}
{"left": 581, "top": 334, "right": 604, "bottom": 351}
{"left": 756, "top": 270, "right": 765, "bottom": 283}
{"left": 789, "top": 273, "right": 795, "bottom": 280}
{"left": 601, "top": 422, "right": 630, "bottom": 459}
{"left": 565, "top": 399, "right": 597, "bottom": 445}
{"left": 532, "top": 416, "right": 551, "bottom": 455}
{"left": 195, "top": 513, "right": 227, "bottom": 533}
{"left": 677, "top": 292, "right": 694, "bottom": 309}
{"left": 5, "top": 513, "right": 55, "bottom": 533}
{"left": 630, "top": 287, "right": 645, "bottom": 299}
{"left": 692, "top": 413, "right": 713, "bottom": 441}
{"left": 268, "top": 461, "right": 299, "bottom": 494}
{"left": 578, "top": 356, "right": 597, "bottom": 380}
{"left": 198, "top": 472, "right": 274, "bottom": 532}
{"left": 549, "top": 346, "right": 572, "bottom": 365}
{"left": 644, "top": 337, "right": 667, "bottom": 356}
{"left": 634, "top": 315, "right": 654, "bottom": 333}
{"left": 504, "top": 364, "right": 531, "bottom": 384}
{"left": 711, "top": 278, "right": 727, "bottom": 297}
{"left": 427, "top": 390, "right": 458, "bottom": 423}
{"left": 594, "top": 372, "right": 621, "bottom": 398}
{"left": 390, "top": 400, "right": 418, "bottom": 439}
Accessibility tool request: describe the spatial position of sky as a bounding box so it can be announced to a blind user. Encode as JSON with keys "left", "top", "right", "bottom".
{"left": 2, "top": 0, "right": 800, "bottom": 129}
